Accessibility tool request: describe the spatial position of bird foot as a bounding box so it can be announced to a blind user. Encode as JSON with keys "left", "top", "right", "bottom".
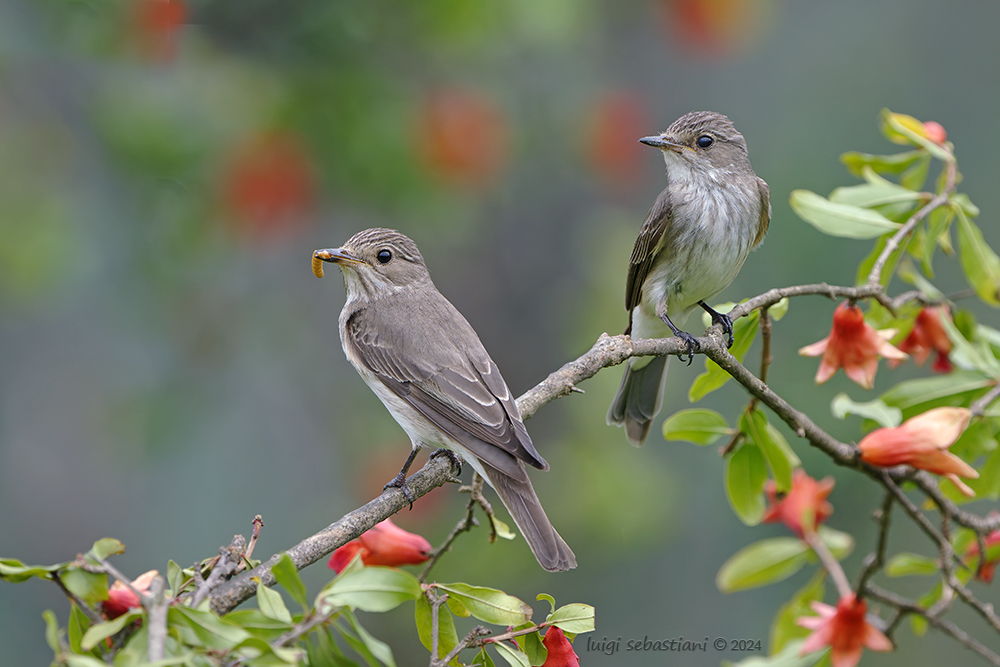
{"left": 383, "top": 473, "right": 415, "bottom": 510}
{"left": 675, "top": 331, "right": 700, "bottom": 365}
{"left": 430, "top": 448, "right": 463, "bottom": 475}
{"left": 699, "top": 301, "right": 735, "bottom": 348}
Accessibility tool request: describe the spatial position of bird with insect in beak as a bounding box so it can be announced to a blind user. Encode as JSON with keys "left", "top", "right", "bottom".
{"left": 608, "top": 111, "right": 771, "bottom": 446}
{"left": 314, "top": 229, "right": 576, "bottom": 572}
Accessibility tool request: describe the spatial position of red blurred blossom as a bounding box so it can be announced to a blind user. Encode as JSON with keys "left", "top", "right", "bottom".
{"left": 220, "top": 131, "right": 315, "bottom": 238}
{"left": 327, "top": 519, "right": 431, "bottom": 573}
{"left": 923, "top": 121, "right": 947, "bottom": 145}
{"left": 133, "top": 0, "right": 186, "bottom": 63}
{"left": 965, "top": 522, "right": 1000, "bottom": 583}
{"left": 102, "top": 570, "right": 158, "bottom": 619}
{"left": 890, "top": 307, "right": 954, "bottom": 373}
{"left": 799, "top": 302, "right": 907, "bottom": 389}
{"left": 762, "top": 469, "right": 835, "bottom": 538}
{"left": 541, "top": 627, "right": 580, "bottom": 667}
{"left": 659, "top": 0, "right": 767, "bottom": 56}
{"left": 797, "top": 594, "right": 892, "bottom": 667}
{"left": 584, "top": 91, "right": 649, "bottom": 189}
{"left": 416, "top": 88, "right": 508, "bottom": 189}
{"left": 859, "top": 407, "right": 978, "bottom": 497}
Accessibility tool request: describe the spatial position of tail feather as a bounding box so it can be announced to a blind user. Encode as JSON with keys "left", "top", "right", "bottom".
{"left": 606, "top": 355, "right": 669, "bottom": 447}
{"left": 482, "top": 467, "right": 576, "bottom": 572}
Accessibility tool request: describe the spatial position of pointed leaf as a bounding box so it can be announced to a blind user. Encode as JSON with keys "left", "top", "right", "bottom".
{"left": 320, "top": 567, "right": 420, "bottom": 613}
{"left": 61, "top": 568, "right": 109, "bottom": 605}
{"left": 690, "top": 310, "right": 759, "bottom": 401}
{"left": 790, "top": 190, "right": 900, "bottom": 239}
{"left": 493, "top": 642, "right": 531, "bottom": 667}
{"left": 81, "top": 609, "right": 142, "bottom": 650}
{"left": 840, "top": 149, "right": 925, "bottom": 178}
{"left": 716, "top": 538, "right": 810, "bottom": 593}
{"left": 87, "top": 538, "right": 126, "bottom": 563}
{"left": 770, "top": 571, "right": 826, "bottom": 654}
{"left": 725, "top": 443, "right": 768, "bottom": 526}
{"left": 830, "top": 393, "right": 901, "bottom": 428}
{"left": 743, "top": 409, "right": 799, "bottom": 493}
{"left": 415, "top": 595, "right": 459, "bottom": 666}
{"left": 879, "top": 371, "right": 994, "bottom": 418}
{"left": 255, "top": 578, "right": 293, "bottom": 624}
{"left": 434, "top": 583, "right": 532, "bottom": 626}
{"left": 271, "top": 554, "right": 308, "bottom": 611}
{"left": 879, "top": 109, "right": 954, "bottom": 162}
{"left": 545, "top": 603, "right": 595, "bottom": 634}
{"left": 344, "top": 610, "right": 396, "bottom": 667}
{"left": 0, "top": 558, "right": 68, "bottom": 583}
{"left": 956, "top": 205, "right": 1000, "bottom": 305}
{"left": 886, "top": 553, "right": 938, "bottom": 577}
{"left": 662, "top": 409, "right": 733, "bottom": 445}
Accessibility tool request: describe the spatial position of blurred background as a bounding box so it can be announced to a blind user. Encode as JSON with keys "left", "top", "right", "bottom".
{"left": 2, "top": 0, "right": 999, "bottom": 664}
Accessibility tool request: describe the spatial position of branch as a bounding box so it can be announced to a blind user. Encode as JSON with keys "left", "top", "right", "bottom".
{"left": 856, "top": 489, "right": 894, "bottom": 593}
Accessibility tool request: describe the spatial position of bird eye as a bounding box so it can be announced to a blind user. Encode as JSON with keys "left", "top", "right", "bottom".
{"left": 696, "top": 135, "right": 714, "bottom": 149}
{"left": 376, "top": 249, "right": 393, "bottom": 264}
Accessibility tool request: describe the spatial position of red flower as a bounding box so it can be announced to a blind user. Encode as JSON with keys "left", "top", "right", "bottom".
{"left": 890, "top": 307, "right": 954, "bottom": 373}
{"left": 416, "top": 88, "right": 508, "bottom": 189}
{"left": 923, "top": 121, "right": 947, "bottom": 145}
{"left": 541, "top": 627, "right": 580, "bottom": 667}
{"left": 797, "top": 594, "right": 892, "bottom": 667}
{"left": 584, "top": 91, "right": 649, "bottom": 189}
{"left": 327, "top": 519, "right": 431, "bottom": 573}
{"left": 859, "top": 407, "right": 978, "bottom": 496}
{"left": 102, "top": 570, "right": 158, "bottom": 619}
{"left": 762, "top": 469, "right": 835, "bottom": 538}
{"left": 799, "top": 302, "right": 907, "bottom": 389}
{"left": 965, "top": 520, "right": 1000, "bottom": 583}
{"left": 133, "top": 0, "right": 186, "bottom": 63}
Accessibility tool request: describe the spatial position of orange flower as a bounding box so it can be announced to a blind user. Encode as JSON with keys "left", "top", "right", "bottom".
{"left": 102, "top": 570, "right": 158, "bottom": 619}
{"left": 327, "top": 519, "right": 431, "bottom": 573}
{"left": 859, "top": 407, "right": 978, "bottom": 496}
{"left": 891, "top": 307, "right": 953, "bottom": 373}
{"left": 762, "top": 469, "right": 835, "bottom": 538}
{"left": 797, "top": 594, "right": 892, "bottom": 667}
{"left": 541, "top": 627, "right": 580, "bottom": 667}
{"left": 799, "top": 302, "right": 907, "bottom": 389}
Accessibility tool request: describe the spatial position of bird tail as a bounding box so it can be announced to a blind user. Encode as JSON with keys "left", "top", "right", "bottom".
{"left": 606, "top": 355, "right": 669, "bottom": 447}
{"left": 481, "top": 467, "right": 576, "bottom": 572}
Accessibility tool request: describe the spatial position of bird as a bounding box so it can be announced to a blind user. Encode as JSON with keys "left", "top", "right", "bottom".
{"left": 607, "top": 111, "right": 771, "bottom": 447}
{"left": 314, "top": 228, "right": 576, "bottom": 571}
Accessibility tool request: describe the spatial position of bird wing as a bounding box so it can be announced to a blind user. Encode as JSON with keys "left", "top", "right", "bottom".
{"left": 753, "top": 177, "right": 771, "bottom": 248}
{"left": 625, "top": 187, "right": 672, "bottom": 312}
{"left": 344, "top": 301, "right": 544, "bottom": 481}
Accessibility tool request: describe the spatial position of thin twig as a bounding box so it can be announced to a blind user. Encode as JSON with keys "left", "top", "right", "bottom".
{"left": 420, "top": 476, "right": 484, "bottom": 583}
{"left": 857, "top": 490, "right": 894, "bottom": 593}
{"left": 50, "top": 572, "right": 103, "bottom": 625}
{"left": 804, "top": 531, "right": 852, "bottom": 599}
{"left": 146, "top": 576, "right": 168, "bottom": 662}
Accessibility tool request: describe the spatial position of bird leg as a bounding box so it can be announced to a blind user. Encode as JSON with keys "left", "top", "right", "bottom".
{"left": 659, "top": 312, "right": 699, "bottom": 365}
{"left": 384, "top": 448, "right": 420, "bottom": 509}
{"left": 698, "top": 301, "right": 735, "bottom": 348}
{"left": 430, "top": 448, "right": 463, "bottom": 476}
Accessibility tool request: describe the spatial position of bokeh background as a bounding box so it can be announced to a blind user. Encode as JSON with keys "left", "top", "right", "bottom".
{"left": 2, "top": 0, "right": 1000, "bottom": 664}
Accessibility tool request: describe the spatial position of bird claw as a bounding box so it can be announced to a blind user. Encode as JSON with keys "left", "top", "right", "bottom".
{"left": 675, "top": 331, "right": 700, "bottom": 365}
{"left": 383, "top": 473, "right": 415, "bottom": 510}
{"left": 712, "top": 311, "right": 735, "bottom": 348}
{"left": 430, "top": 448, "right": 463, "bottom": 474}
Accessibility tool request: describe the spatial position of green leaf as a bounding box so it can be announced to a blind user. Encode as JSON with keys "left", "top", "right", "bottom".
{"left": 445, "top": 595, "right": 471, "bottom": 618}
{"left": 307, "top": 628, "right": 358, "bottom": 667}
{"left": 879, "top": 109, "right": 954, "bottom": 162}
{"left": 434, "top": 583, "right": 532, "bottom": 626}
{"left": 171, "top": 606, "right": 252, "bottom": 649}
{"left": 344, "top": 610, "right": 396, "bottom": 667}
{"left": 743, "top": 409, "right": 799, "bottom": 493}
{"left": 770, "top": 570, "right": 826, "bottom": 654}
{"left": 855, "top": 232, "right": 909, "bottom": 287}
{"left": 956, "top": 204, "right": 1000, "bottom": 305}
{"left": 0, "top": 558, "right": 67, "bottom": 583}
{"left": 725, "top": 443, "right": 768, "bottom": 526}
{"left": 489, "top": 516, "right": 517, "bottom": 541}
{"left": 86, "top": 538, "right": 126, "bottom": 563}
{"left": 829, "top": 172, "right": 922, "bottom": 208}
{"left": 886, "top": 553, "right": 938, "bottom": 577}
{"left": 662, "top": 408, "right": 733, "bottom": 445}
{"left": 515, "top": 631, "right": 547, "bottom": 667}
{"left": 61, "top": 568, "right": 109, "bottom": 605}
{"left": 879, "top": 371, "right": 994, "bottom": 419}
{"left": 840, "top": 149, "right": 925, "bottom": 178}
{"left": 817, "top": 526, "right": 855, "bottom": 560}
{"left": 790, "top": 190, "right": 900, "bottom": 239}
{"left": 320, "top": 567, "right": 420, "bottom": 613}
{"left": 716, "top": 538, "right": 810, "bottom": 593}
{"left": 924, "top": 206, "right": 955, "bottom": 275}
{"left": 493, "top": 642, "right": 531, "bottom": 667}
{"left": 690, "top": 310, "right": 760, "bottom": 401}
{"left": 81, "top": 609, "right": 142, "bottom": 650}
{"left": 830, "top": 393, "right": 901, "bottom": 428}
{"left": 67, "top": 603, "right": 90, "bottom": 655}
{"left": 64, "top": 655, "right": 114, "bottom": 667}
{"left": 43, "top": 609, "right": 61, "bottom": 655}
{"left": 415, "top": 595, "right": 459, "bottom": 666}
{"left": 545, "top": 603, "right": 595, "bottom": 634}
{"left": 535, "top": 593, "right": 556, "bottom": 615}
{"left": 477, "top": 648, "right": 498, "bottom": 667}
{"left": 900, "top": 153, "right": 932, "bottom": 191}
{"left": 255, "top": 578, "right": 293, "bottom": 624}
{"left": 167, "top": 560, "right": 184, "bottom": 597}
{"left": 271, "top": 554, "right": 308, "bottom": 611}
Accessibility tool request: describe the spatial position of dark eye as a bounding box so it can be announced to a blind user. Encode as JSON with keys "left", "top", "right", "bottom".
{"left": 696, "top": 135, "right": 714, "bottom": 149}
{"left": 376, "top": 249, "right": 392, "bottom": 264}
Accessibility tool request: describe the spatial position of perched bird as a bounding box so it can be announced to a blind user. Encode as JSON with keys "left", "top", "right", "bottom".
{"left": 608, "top": 111, "right": 770, "bottom": 446}
{"left": 315, "top": 228, "right": 575, "bottom": 571}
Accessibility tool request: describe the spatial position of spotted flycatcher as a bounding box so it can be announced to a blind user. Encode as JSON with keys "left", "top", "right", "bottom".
{"left": 315, "top": 228, "right": 575, "bottom": 571}
{"left": 607, "top": 111, "right": 771, "bottom": 446}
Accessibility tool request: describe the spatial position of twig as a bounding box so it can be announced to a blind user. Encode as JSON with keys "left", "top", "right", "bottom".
{"left": 50, "top": 572, "right": 103, "bottom": 625}
{"left": 970, "top": 383, "right": 1000, "bottom": 418}
{"left": 427, "top": 589, "right": 450, "bottom": 667}
{"left": 191, "top": 535, "right": 246, "bottom": 608}
{"left": 436, "top": 625, "right": 491, "bottom": 667}
{"left": 146, "top": 576, "right": 168, "bottom": 662}
{"left": 804, "top": 531, "right": 852, "bottom": 599}
{"left": 857, "top": 490, "right": 894, "bottom": 593}
{"left": 273, "top": 610, "right": 334, "bottom": 647}
{"left": 420, "top": 475, "right": 484, "bottom": 583}
{"left": 864, "top": 583, "right": 1000, "bottom": 666}
{"left": 243, "top": 516, "right": 264, "bottom": 564}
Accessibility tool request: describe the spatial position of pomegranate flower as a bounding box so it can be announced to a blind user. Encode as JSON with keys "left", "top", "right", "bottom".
{"left": 890, "top": 307, "right": 954, "bottom": 373}
{"left": 965, "top": 518, "right": 1000, "bottom": 583}
{"left": 797, "top": 594, "right": 892, "bottom": 667}
{"left": 762, "top": 469, "right": 835, "bottom": 538}
{"left": 328, "top": 519, "right": 431, "bottom": 573}
{"left": 859, "top": 407, "right": 978, "bottom": 496}
{"left": 541, "top": 627, "right": 580, "bottom": 667}
{"left": 102, "top": 569, "right": 159, "bottom": 619}
{"left": 799, "top": 302, "right": 907, "bottom": 389}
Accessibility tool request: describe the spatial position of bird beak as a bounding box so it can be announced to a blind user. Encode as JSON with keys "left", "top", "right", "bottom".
{"left": 314, "top": 248, "right": 364, "bottom": 265}
{"left": 639, "top": 135, "right": 684, "bottom": 152}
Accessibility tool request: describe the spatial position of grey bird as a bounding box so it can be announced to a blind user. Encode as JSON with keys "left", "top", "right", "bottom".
{"left": 315, "top": 228, "right": 576, "bottom": 572}
{"left": 608, "top": 111, "right": 771, "bottom": 446}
